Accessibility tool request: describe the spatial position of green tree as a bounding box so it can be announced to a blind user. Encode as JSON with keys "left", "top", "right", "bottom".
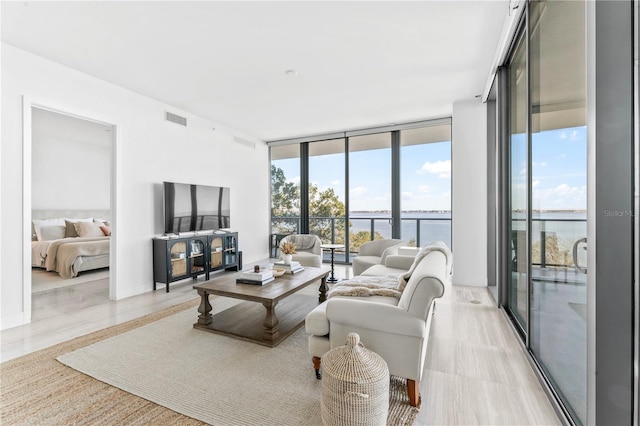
{"left": 271, "top": 165, "right": 387, "bottom": 252}
{"left": 270, "top": 165, "right": 299, "bottom": 233}
{"left": 309, "top": 184, "right": 345, "bottom": 244}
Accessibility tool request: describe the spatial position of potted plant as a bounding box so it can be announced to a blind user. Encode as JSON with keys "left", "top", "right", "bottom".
{"left": 280, "top": 241, "right": 296, "bottom": 264}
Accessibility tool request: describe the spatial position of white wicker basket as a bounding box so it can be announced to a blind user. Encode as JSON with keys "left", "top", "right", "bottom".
{"left": 321, "top": 333, "right": 389, "bottom": 426}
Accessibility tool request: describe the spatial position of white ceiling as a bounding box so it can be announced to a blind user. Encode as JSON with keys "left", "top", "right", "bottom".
{"left": 2, "top": 1, "right": 508, "bottom": 141}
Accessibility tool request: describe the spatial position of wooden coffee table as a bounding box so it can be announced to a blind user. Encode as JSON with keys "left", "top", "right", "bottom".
{"left": 193, "top": 265, "right": 331, "bottom": 347}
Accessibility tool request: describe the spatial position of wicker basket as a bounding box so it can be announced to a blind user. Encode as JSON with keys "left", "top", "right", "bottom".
{"left": 321, "top": 333, "right": 389, "bottom": 426}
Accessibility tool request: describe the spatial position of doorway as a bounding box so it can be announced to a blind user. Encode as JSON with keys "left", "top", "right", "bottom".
{"left": 23, "top": 101, "right": 117, "bottom": 322}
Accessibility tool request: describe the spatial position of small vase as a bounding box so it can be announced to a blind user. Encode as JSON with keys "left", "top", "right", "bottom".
{"left": 283, "top": 254, "right": 293, "bottom": 264}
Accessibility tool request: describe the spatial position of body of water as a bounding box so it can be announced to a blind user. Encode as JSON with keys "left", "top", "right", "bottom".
{"left": 347, "top": 211, "right": 587, "bottom": 250}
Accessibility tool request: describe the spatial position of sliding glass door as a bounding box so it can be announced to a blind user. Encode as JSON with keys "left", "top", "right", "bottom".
{"left": 508, "top": 31, "right": 529, "bottom": 332}
{"left": 502, "top": 1, "right": 587, "bottom": 424}
{"left": 528, "top": 1, "right": 587, "bottom": 423}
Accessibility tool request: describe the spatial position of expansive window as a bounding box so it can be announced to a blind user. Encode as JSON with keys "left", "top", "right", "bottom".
{"left": 269, "top": 120, "right": 452, "bottom": 264}
{"left": 528, "top": 1, "right": 587, "bottom": 424}
{"left": 270, "top": 144, "right": 300, "bottom": 234}
{"left": 400, "top": 125, "right": 452, "bottom": 247}
{"left": 348, "top": 133, "right": 392, "bottom": 255}
{"left": 309, "top": 139, "right": 346, "bottom": 261}
{"left": 500, "top": 1, "right": 587, "bottom": 424}
{"left": 508, "top": 31, "right": 529, "bottom": 332}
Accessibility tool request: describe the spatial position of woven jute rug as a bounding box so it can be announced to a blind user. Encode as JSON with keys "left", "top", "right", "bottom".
{"left": 1, "top": 297, "right": 418, "bottom": 425}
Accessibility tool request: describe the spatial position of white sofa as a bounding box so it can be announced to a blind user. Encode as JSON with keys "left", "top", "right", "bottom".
{"left": 305, "top": 245, "right": 450, "bottom": 406}
{"left": 351, "top": 239, "right": 405, "bottom": 276}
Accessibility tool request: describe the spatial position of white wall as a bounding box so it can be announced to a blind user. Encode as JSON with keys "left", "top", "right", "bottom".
{"left": 32, "top": 108, "right": 111, "bottom": 209}
{"left": 1, "top": 44, "right": 271, "bottom": 329}
{"left": 451, "top": 99, "right": 488, "bottom": 286}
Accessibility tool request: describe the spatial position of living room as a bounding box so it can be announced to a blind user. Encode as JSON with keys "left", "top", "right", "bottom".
{"left": 1, "top": 1, "right": 638, "bottom": 425}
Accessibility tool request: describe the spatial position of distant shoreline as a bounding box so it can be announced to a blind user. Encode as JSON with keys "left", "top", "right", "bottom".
{"left": 350, "top": 209, "right": 587, "bottom": 214}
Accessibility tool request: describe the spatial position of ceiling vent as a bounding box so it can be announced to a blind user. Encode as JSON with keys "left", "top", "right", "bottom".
{"left": 234, "top": 136, "right": 256, "bottom": 149}
{"left": 165, "top": 111, "right": 187, "bottom": 126}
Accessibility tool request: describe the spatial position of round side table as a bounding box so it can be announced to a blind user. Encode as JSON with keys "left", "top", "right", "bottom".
{"left": 321, "top": 244, "right": 345, "bottom": 283}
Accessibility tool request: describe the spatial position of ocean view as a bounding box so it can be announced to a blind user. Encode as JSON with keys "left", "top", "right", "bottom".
{"left": 345, "top": 211, "right": 587, "bottom": 248}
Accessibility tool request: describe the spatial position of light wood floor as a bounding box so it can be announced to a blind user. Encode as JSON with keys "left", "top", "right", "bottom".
{"left": 1, "top": 266, "right": 561, "bottom": 425}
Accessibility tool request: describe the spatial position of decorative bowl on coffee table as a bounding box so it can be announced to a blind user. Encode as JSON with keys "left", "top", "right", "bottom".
{"left": 271, "top": 268, "right": 286, "bottom": 277}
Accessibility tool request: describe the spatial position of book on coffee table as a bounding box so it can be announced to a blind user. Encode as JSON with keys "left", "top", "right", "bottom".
{"left": 239, "top": 269, "right": 274, "bottom": 280}
{"left": 236, "top": 276, "right": 275, "bottom": 286}
{"left": 273, "top": 261, "right": 304, "bottom": 273}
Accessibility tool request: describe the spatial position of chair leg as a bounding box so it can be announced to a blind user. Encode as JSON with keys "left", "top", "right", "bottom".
{"left": 312, "top": 356, "right": 322, "bottom": 379}
{"left": 407, "top": 379, "right": 421, "bottom": 407}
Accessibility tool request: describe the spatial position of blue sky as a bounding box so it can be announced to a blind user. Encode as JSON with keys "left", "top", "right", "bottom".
{"left": 274, "top": 126, "right": 586, "bottom": 212}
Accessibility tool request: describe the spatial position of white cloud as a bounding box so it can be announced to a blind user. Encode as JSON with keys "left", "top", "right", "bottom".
{"left": 532, "top": 180, "right": 540, "bottom": 188}
{"left": 288, "top": 176, "right": 300, "bottom": 184}
{"left": 350, "top": 186, "right": 367, "bottom": 196}
{"left": 532, "top": 183, "right": 587, "bottom": 210}
{"left": 402, "top": 191, "right": 413, "bottom": 200}
{"left": 419, "top": 160, "right": 451, "bottom": 176}
{"left": 419, "top": 185, "right": 432, "bottom": 193}
{"left": 331, "top": 180, "right": 340, "bottom": 186}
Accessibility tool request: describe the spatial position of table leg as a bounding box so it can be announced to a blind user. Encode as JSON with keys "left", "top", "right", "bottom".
{"left": 327, "top": 248, "right": 338, "bottom": 283}
{"left": 263, "top": 301, "right": 280, "bottom": 342}
{"left": 197, "top": 289, "right": 212, "bottom": 325}
{"left": 319, "top": 275, "right": 327, "bottom": 303}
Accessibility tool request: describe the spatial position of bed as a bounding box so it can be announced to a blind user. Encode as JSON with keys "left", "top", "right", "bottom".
{"left": 31, "top": 210, "right": 111, "bottom": 279}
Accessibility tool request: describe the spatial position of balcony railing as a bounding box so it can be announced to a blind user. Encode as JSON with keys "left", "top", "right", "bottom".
{"left": 271, "top": 215, "right": 452, "bottom": 262}
{"left": 273, "top": 215, "right": 587, "bottom": 271}
{"left": 512, "top": 217, "right": 587, "bottom": 272}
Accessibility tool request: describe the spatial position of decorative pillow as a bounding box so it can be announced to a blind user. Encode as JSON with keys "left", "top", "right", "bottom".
{"left": 99, "top": 224, "right": 111, "bottom": 236}
{"left": 94, "top": 218, "right": 111, "bottom": 226}
{"left": 64, "top": 218, "right": 93, "bottom": 237}
{"left": 74, "top": 221, "right": 104, "bottom": 238}
{"left": 33, "top": 218, "right": 65, "bottom": 241}
{"left": 39, "top": 225, "right": 66, "bottom": 241}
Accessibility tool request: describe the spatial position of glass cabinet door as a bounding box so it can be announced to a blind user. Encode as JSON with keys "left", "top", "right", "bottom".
{"left": 169, "top": 241, "right": 187, "bottom": 278}
{"left": 224, "top": 234, "right": 237, "bottom": 265}
{"left": 189, "top": 238, "right": 206, "bottom": 275}
{"left": 210, "top": 237, "right": 223, "bottom": 270}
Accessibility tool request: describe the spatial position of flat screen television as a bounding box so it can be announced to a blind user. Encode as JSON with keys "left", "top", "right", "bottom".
{"left": 163, "top": 181, "right": 230, "bottom": 234}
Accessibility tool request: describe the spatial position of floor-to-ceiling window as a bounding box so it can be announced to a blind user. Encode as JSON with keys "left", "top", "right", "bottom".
{"left": 269, "top": 119, "right": 452, "bottom": 264}
{"left": 508, "top": 30, "right": 529, "bottom": 332}
{"left": 308, "top": 138, "right": 346, "bottom": 261}
{"left": 528, "top": 1, "right": 587, "bottom": 423}
{"left": 400, "top": 124, "right": 452, "bottom": 248}
{"left": 348, "top": 132, "right": 392, "bottom": 256}
{"left": 270, "top": 144, "right": 300, "bottom": 234}
{"left": 501, "top": 1, "right": 587, "bottom": 424}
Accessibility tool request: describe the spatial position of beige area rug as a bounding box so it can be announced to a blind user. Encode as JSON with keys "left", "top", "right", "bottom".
{"left": 1, "top": 297, "right": 417, "bottom": 425}
{"left": 31, "top": 268, "right": 109, "bottom": 294}
{"left": 57, "top": 296, "right": 418, "bottom": 426}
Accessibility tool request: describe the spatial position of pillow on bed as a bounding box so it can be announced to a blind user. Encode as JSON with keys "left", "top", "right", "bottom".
{"left": 33, "top": 218, "right": 65, "bottom": 241}
{"left": 39, "top": 225, "right": 66, "bottom": 241}
{"left": 64, "top": 218, "right": 93, "bottom": 237}
{"left": 74, "top": 221, "right": 105, "bottom": 238}
{"left": 99, "top": 224, "right": 111, "bottom": 236}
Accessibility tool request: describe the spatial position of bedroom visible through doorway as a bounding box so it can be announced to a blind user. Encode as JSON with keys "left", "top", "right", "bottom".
{"left": 29, "top": 107, "right": 113, "bottom": 304}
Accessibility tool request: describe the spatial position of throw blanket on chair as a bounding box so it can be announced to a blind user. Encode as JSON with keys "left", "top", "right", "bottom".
{"left": 327, "top": 275, "right": 403, "bottom": 299}
{"left": 284, "top": 234, "right": 318, "bottom": 251}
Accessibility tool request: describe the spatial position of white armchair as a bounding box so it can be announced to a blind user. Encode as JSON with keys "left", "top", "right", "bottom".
{"left": 279, "top": 234, "right": 322, "bottom": 267}
{"left": 351, "top": 239, "right": 405, "bottom": 276}
{"left": 306, "top": 249, "right": 448, "bottom": 406}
